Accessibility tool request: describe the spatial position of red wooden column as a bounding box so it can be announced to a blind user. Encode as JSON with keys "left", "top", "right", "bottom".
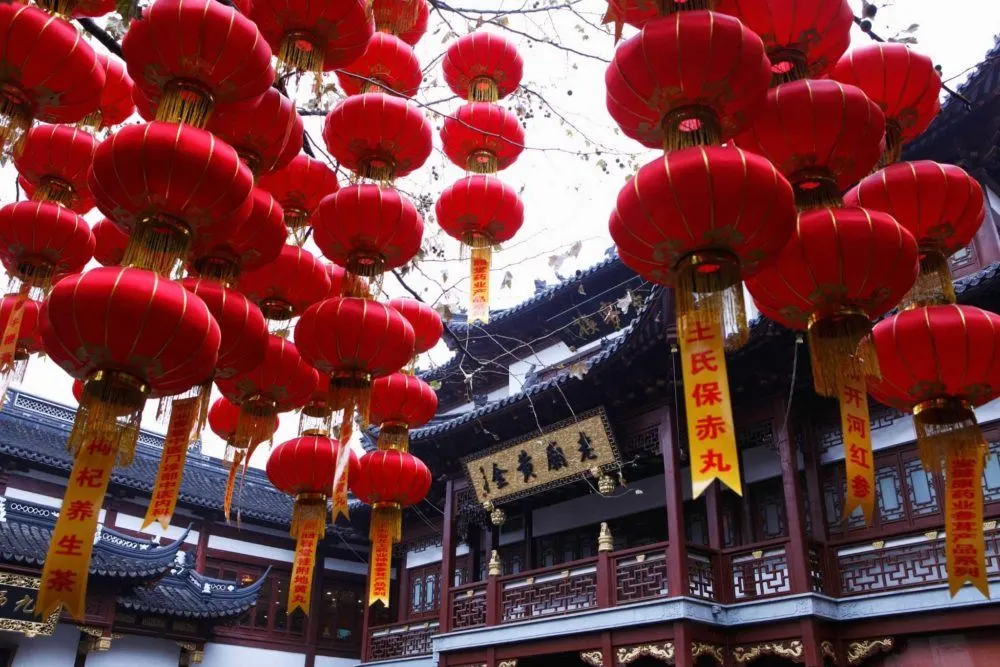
{"left": 799, "top": 618, "right": 824, "bottom": 667}
{"left": 194, "top": 522, "right": 210, "bottom": 574}
{"left": 673, "top": 620, "right": 693, "bottom": 667}
{"left": 438, "top": 478, "right": 456, "bottom": 633}
{"left": 704, "top": 482, "right": 731, "bottom": 602}
{"left": 774, "top": 398, "right": 811, "bottom": 594}
{"left": 396, "top": 556, "right": 410, "bottom": 623}
{"left": 304, "top": 544, "right": 325, "bottom": 667}
{"left": 659, "top": 404, "right": 688, "bottom": 597}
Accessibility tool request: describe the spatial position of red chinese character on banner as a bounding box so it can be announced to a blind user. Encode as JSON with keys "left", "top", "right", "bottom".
{"left": 841, "top": 384, "right": 864, "bottom": 408}
{"left": 691, "top": 382, "right": 723, "bottom": 407}
{"left": 848, "top": 443, "right": 870, "bottom": 469}
{"left": 46, "top": 570, "right": 76, "bottom": 591}
{"left": 698, "top": 449, "right": 732, "bottom": 474}
{"left": 684, "top": 320, "right": 714, "bottom": 343}
{"left": 86, "top": 441, "right": 114, "bottom": 456}
{"left": 695, "top": 415, "right": 727, "bottom": 440}
{"left": 846, "top": 415, "right": 867, "bottom": 437}
{"left": 689, "top": 350, "right": 719, "bottom": 375}
{"left": 75, "top": 467, "right": 105, "bottom": 488}
{"left": 66, "top": 500, "right": 95, "bottom": 521}
{"left": 953, "top": 521, "right": 977, "bottom": 533}
{"left": 850, "top": 474, "right": 871, "bottom": 498}
{"left": 54, "top": 534, "right": 85, "bottom": 557}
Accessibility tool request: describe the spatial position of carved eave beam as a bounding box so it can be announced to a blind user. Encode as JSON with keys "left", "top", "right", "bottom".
{"left": 732, "top": 640, "right": 804, "bottom": 664}
{"left": 690, "top": 642, "right": 724, "bottom": 666}
{"left": 847, "top": 638, "right": 894, "bottom": 666}
{"left": 78, "top": 624, "right": 122, "bottom": 653}
{"left": 616, "top": 642, "right": 676, "bottom": 666}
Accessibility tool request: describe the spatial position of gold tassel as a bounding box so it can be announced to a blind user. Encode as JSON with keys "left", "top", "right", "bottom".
{"left": 69, "top": 371, "right": 149, "bottom": 467}
{"left": 154, "top": 81, "right": 215, "bottom": 129}
{"left": 768, "top": 50, "right": 809, "bottom": 86}
{"left": 658, "top": 0, "right": 714, "bottom": 12}
{"left": 32, "top": 177, "right": 76, "bottom": 207}
{"left": 330, "top": 372, "right": 372, "bottom": 444}
{"left": 901, "top": 249, "right": 955, "bottom": 310}
{"left": 661, "top": 106, "right": 723, "bottom": 151}
{"left": 298, "top": 398, "right": 333, "bottom": 437}
{"left": 14, "top": 260, "right": 56, "bottom": 294}
{"left": 674, "top": 251, "right": 748, "bottom": 351}
{"left": 191, "top": 255, "right": 241, "bottom": 288}
{"left": 360, "top": 158, "right": 397, "bottom": 184}
{"left": 371, "top": 502, "right": 402, "bottom": 544}
{"left": 468, "top": 77, "right": 500, "bottom": 103}
{"left": 346, "top": 250, "right": 386, "bottom": 279}
{"left": 122, "top": 214, "right": 193, "bottom": 278}
{"left": 469, "top": 245, "right": 492, "bottom": 324}
{"left": 34, "top": 0, "right": 77, "bottom": 15}
{"left": 466, "top": 150, "right": 499, "bottom": 175}
{"left": 792, "top": 174, "right": 844, "bottom": 211}
{"left": 259, "top": 299, "right": 296, "bottom": 337}
{"left": 806, "top": 310, "right": 878, "bottom": 398}
{"left": 373, "top": 0, "right": 420, "bottom": 34}
{"left": 291, "top": 494, "right": 328, "bottom": 541}
{"left": 913, "top": 398, "right": 986, "bottom": 474}
{"left": 235, "top": 148, "right": 262, "bottom": 180}
{"left": 376, "top": 423, "right": 409, "bottom": 452}
{"left": 279, "top": 32, "right": 325, "bottom": 76}
{"left": 235, "top": 397, "right": 279, "bottom": 451}
{"left": 284, "top": 207, "right": 311, "bottom": 247}
{"left": 0, "top": 90, "right": 33, "bottom": 162}
{"left": 880, "top": 120, "right": 903, "bottom": 168}
{"left": 77, "top": 110, "right": 104, "bottom": 132}
{"left": 223, "top": 447, "right": 245, "bottom": 522}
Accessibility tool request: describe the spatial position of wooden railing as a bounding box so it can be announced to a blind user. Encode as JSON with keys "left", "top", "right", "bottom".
{"left": 449, "top": 581, "right": 487, "bottom": 630}
{"left": 366, "top": 619, "right": 439, "bottom": 662}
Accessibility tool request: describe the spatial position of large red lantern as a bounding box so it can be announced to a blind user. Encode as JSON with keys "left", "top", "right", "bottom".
{"left": 735, "top": 80, "right": 886, "bottom": 209}
{"left": 123, "top": 0, "right": 274, "bottom": 127}
{"left": 388, "top": 297, "right": 443, "bottom": 355}
{"left": 0, "top": 4, "right": 104, "bottom": 153}
{"left": 605, "top": 11, "right": 770, "bottom": 151}
{"left": 92, "top": 219, "right": 128, "bottom": 267}
{"left": 85, "top": 53, "right": 135, "bottom": 131}
{"left": 845, "top": 161, "right": 985, "bottom": 307}
{"left": 323, "top": 93, "right": 433, "bottom": 182}
{"left": 353, "top": 449, "right": 431, "bottom": 605}
{"left": 747, "top": 207, "right": 918, "bottom": 396}
{"left": 0, "top": 202, "right": 95, "bottom": 293}
{"left": 206, "top": 88, "right": 304, "bottom": 178}
{"left": 311, "top": 185, "right": 423, "bottom": 280}
{"left": 611, "top": 145, "right": 796, "bottom": 347}
{"left": 14, "top": 124, "right": 97, "bottom": 212}
{"left": 180, "top": 278, "right": 269, "bottom": 380}
{"left": 337, "top": 33, "right": 422, "bottom": 98}
{"left": 831, "top": 44, "right": 942, "bottom": 165}
{"left": 441, "top": 103, "right": 525, "bottom": 174}
{"left": 258, "top": 155, "right": 339, "bottom": 244}
{"left": 250, "top": 0, "right": 373, "bottom": 75}
{"left": 385, "top": 0, "right": 428, "bottom": 45}
{"left": 238, "top": 245, "right": 331, "bottom": 331}
{"left": 371, "top": 0, "right": 424, "bottom": 35}
{"left": 369, "top": 372, "right": 438, "bottom": 450}
{"left": 267, "top": 435, "right": 359, "bottom": 613}
{"left": 443, "top": 31, "right": 523, "bottom": 102}
{"left": 89, "top": 121, "right": 255, "bottom": 276}
{"left": 714, "top": 0, "right": 853, "bottom": 82}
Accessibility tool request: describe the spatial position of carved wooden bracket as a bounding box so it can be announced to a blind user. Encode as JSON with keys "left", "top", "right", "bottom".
{"left": 732, "top": 640, "right": 804, "bottom": 664}
{"left": 820, "top": 641, "right": 836, "bottom": 663}
{"left": 691, "top": 642, "right": 724, "bottom": 666}
{"left": 580, "top": 650, "right": 604, "bottom": 667}
{"left": 616, "top": 642, "right": 676, "bottom": 666}
{"left": 847, "top": 638, "right": 894, "bottom": 665}
{"left": 498, "top": 659, "right": 518, "bottom": 667}
{"left": 78, "top": 625, "right": 122, "bottom": 653}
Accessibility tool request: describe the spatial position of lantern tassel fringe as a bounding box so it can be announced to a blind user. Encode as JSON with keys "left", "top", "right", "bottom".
{"left": 32, "top": 177, "right": 75, "bottom": 207}
{"left": 662, "top": 105, "right": 722, "bottom": 151}
{"left": 155, "top": 82, "right": 214, "bottom": 128}
{"left": 291, "top": 495, "right": 328, "bottom": 541}
{"left": 331, "top": 376, "right": 372, "bottom": 444}
{"left": 902, "top": 250, "right": 956, "bottom": 309}
{"left": 674, "top": 256, "right": 748, "bottom": 351}
{"left": 376, "top": 424, "right": 410, "bottom": 452}
{"left": 370, "top": 503, "right": 402, "bottom": 544}
{"left": 123, "top": 216, "right": 192, "bottom": 278}
{"left": 914, "top": 400, "right": 987, "bottom": 474}
{"left": 468, "top": 77, "right": 500, "bottom": 103}
{"left": 807, "top": 313, "right": 879, "bottom": 398}
{"left": 223, "top": 447, "right": 245, "bottom": 522}
{"left": 0, "top": 94, "right": 32, "bottom": 162}
{"left": 69, "top": 372, "right": 148, "bottom": 467}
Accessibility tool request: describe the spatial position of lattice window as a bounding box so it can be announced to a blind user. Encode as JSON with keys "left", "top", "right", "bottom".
{"left": 823, "top": 478, "right": 841, "bottom": 534}
{"left": 501, "top": 569, "right": 597, "bottom": 621}
{"left": 984, "top": 441, "right": 1000, "bottom": 503}
{"left": 685, "top": 499, "right": 708, "bottom": 546}
{"left": 876, "top": 466, "right": 905, "bottom": 524}
{"left": 904, "top": 458, "right": 940, "bottom": 517}
{"left": 615, "top": 551, "right": 667, "bottom": 604}
{"left": 622, "top": 424, "right": 659, "bottom": 457}
{"left": 754, "top": 480, "right": 786, "bottom": 540}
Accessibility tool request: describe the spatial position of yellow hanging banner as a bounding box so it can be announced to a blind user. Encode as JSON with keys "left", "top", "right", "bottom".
{"left": 839, "top": 374, "right": 875, "bottom": 524}
{"left": 0, "top": 291, "right": 27, "bottom": 372}
{"left": 331, "top": 447, "right": 351, "bottom": 523}
{"left": 468, "top": 248, "right": 491, "bottom": 324}
{"left": 142, "top": 397, "right": 198, "bottom": 530}
{"left": 678, "top": 310, "right": 742, "bottom": 498}
{"left": 37, "top": 439, "right": 116, "bottom": 620}
{"left": 367, "top": 512, "right": 393, "bottom": 607}
{"left": 288, "top": 517, "right": 321, "bottom": 615}
{"left": 945, "top": 449, "right": 989, "bottom": 598}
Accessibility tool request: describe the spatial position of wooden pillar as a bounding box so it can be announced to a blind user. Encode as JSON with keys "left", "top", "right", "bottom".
{"left": 194, "top": 521, "right": 210, "bottom": 574}
{"left": 775, "top": 399, "right": 811, "bottom": 594}
{"left": 438, "top": 478, "right": 456, "bottom": 633}
{"left": 396, "top": 556, "right": 409, "bottom": 623}
{"left": 799, "top": 618, "right": 824, "bottom": 667}
{"left": 469, "top": 524, "right": 483, "bottom": 582}
{"left": 673, "top": 620, "right": 693, "bottom": 667}
{"left": 360, "top": 595, "right": 373, "bottom": 663}
{"left": 523, "top": 511, "right": 534, "bottom": 571}
{"left": 304, "top": 543, "right": 325, "bottom": 667}
{"left": 600, "top": 631, "right": 614, "bottom": 667}
{"left": 659, "top": 405, "right": 688, "bottom": 597}
{"left": 704, "top": 482, "right": 729, "bottom": 602}
{"left": 802, "top": 422, "right": 829, "bottom": 544}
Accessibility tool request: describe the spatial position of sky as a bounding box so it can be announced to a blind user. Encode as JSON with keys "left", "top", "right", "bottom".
{"left": 6, "top": 0, "right": 1000, "bottom": 472}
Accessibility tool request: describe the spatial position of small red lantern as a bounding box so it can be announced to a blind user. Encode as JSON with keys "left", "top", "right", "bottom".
{"left": 207, "top": 88, "right": 304, "bottom": 178}
{"left": 92, "top": 219, "right": 128, "bottom": 267}
{"left": 605, "top": 11, "right": 770, "bottom": 151}
{"left": 85, "top": 53, "right": 135, "bottom": 131}
{"left": 209, "top": 394, "right": 279, "bottom": 520}
{"left": 238, "top": 245, "right": 331, "bottom": 331}
{"left": 441, "top": 103, "right": 525, "bottom": 174}
{"left": 388, "top": 297, "right": 443, "bottom": 355}
{"left": 388, "top": 0, "right": 428, "bottom": 45}
{"left": 443, "top": 31, "right": 523, "bottom": 102}
{"left": 0, "top": 202, "right": 95, "bottom": 293}
{"left": 735, "top": 80, "right": 886, "bottom": 209}
{"left": 369, "top": 372, "right": 438, "bottom": 450}
{"left": 15, "top": 124, "right": 97, "bottom": 212}
{"left": 371, "top": 0, "right": 424, "bottom": 36}
{"left": 845, "top": 161, "right": 985, "bottom": 307}
{"left": 337, "top": 33, "right": 422, "bottom": 98}
{"left": 311, "top": 185, "right": 423, "bottom": 280}
{"left": 123, "top": 0, "right": 275, "bottom": 127}
{"left": 714, "top": 0, "right": 853, "bottom": 82}
{"left": 831, "top": 44, "right": 942, "bottom": 165}
{"left": 258, "top": 155, "right": 339, "bottom": 245}
{"left": 324, "top": 93, "right": 433, "bottom": 182}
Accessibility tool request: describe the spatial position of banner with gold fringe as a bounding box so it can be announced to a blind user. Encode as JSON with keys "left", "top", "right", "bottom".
{"left": 0, "top": 291, "right": 27, "bottom": 371}
{"left": 839, "top": 374, "right": 875, "bottom": 524}
{"left": 678, "top": 310, "right": 741, "bottom": 497}
{"left": 945, "top": 448, "right": 989, "bottom": 598}
{"left": 37, "top": 439, "right": 116, "bottom": 620}
{"left": 331, "top": 447, "right": 351, "bottom": 522}
{"left": 288, "top": 517, "right": 321, "bottom": 614}
{"left": 469, "top": 248, "right": 491, "bottom": 324}
{"left": 367, "top": 513, "right": 393, "bottom": 607}
{"left": 142, "top": 396, "right": 199, "bottom": 530}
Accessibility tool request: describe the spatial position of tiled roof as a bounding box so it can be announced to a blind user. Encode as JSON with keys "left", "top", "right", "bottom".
{"left": 118, "top": 558, "right": 268, "bottom": 619}
{"left": 0, "top": 496, "right": 184, "bottom": 578}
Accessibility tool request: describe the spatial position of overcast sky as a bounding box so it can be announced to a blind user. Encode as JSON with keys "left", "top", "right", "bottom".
{"left": 7, "top": 0, "right": 1000, "bottom": 480}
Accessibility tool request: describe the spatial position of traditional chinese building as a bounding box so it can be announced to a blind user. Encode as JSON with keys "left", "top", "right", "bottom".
{"left": 353, "top": 41, "right": 1000, "bottom": 667}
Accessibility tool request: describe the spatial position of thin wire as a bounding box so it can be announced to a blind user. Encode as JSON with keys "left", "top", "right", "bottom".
{"left": 334, "top": 530, "right": 369, "bottom": 565}
{"left": 777, "top": 335, "right": 802, "bottom": 434}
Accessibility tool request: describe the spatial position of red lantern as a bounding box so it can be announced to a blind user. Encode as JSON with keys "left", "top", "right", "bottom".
{"left": 209, "top": 393, "right": 279, "bottom": 519}
{"left": 0, "top": 5, "right": 105, "bottom": 152}
{"left": 611, "top": 146, "right": 796, "bottom": 347}
{"left": 388, "top": 297, "right": 443, "bottom": 355}
{"left": 443, "top": 31, "right": 523, "bottom": 102}
{"left": 86, "top": 53, "right": 135, "bottom": 130}
{"left": 845, "top": 161, "right": 985, "bottom": 307}
{"left": 123, "top": 0, "right": 275, "bottom": 127}
{"left": 311, "top": 185, "right": 423, "bottom": 279}
{"left": 369, "top": 372, "right": 438, "bottom": 450}
{"left": 72, "top": 378, "right": 84, "bottom": 403}
{"left": 14, "top": 124, "right": 97, "bottom": 212}
{"left": 714, "top": 0, "right": 853, "bottom": 82}
{"left": 180, "top": 278, "right": 268, "bottom": 380}
{"left": 747, "top": 206, "right": 918, "bottom": 396}
{"left": 250, "top": 0, "right": 372, "bottom": 74}
{"left": 441, "top": 103, "right": 525, "bottom": 174}
{"left": 382, "top": 0, "right": 428, "bottom": 45}
{"left": 0, "top": 202, "right": 95, "bottom": 292}
{"left": 735, "top": 80, "right": 886, "bottom": 209}
{"left": 188, "top": 188, "right": 286, "bottom": 285}
{"left": 258, "top": 155, "right": 339, "bottom": 244}
{"left": 92, "top": 219, "right": 128, "bottom": 267}
{"left": 238, "top": 245, "right": 331, "bottom": 329}
{"left": 206, "top": 88, "right": 304, "bottom": 178}
{"left": 337, "top": 33, "right": 422, "bottom": 98}
{"left": 605, "top": 11, "right": 770, "bottom": 151}
{"left": 33, "top": 0, "right": 113, "bottom": 18}
{"left": 89, "top": 121, "right": 255, "bottom": 276}
{"left": 209, "top": 397, "right": 241, "bottom": 443}
{"left": 324, "top": 93, "right": 433, "bottom": 182}
{"left": 831, "top": 44, "right": 942, "bottom": 164}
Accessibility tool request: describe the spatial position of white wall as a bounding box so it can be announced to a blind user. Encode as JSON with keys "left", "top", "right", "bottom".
{"left": 208, "top": 534, "right": 294, "bottom": 563}
{"left": 201, "top": 642, "right": 305, "bottom": 667}
{"left": 114, "top": 512, "right": 199, "bottom": 545}
{"left": 86, "top": 634, "right": 180, "bottom": 667}
{"left": 10, "top": 622, "right": 78, "bottom": 667}
{"left": 315, "top": 657, "right": 360, "bottom": 667}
